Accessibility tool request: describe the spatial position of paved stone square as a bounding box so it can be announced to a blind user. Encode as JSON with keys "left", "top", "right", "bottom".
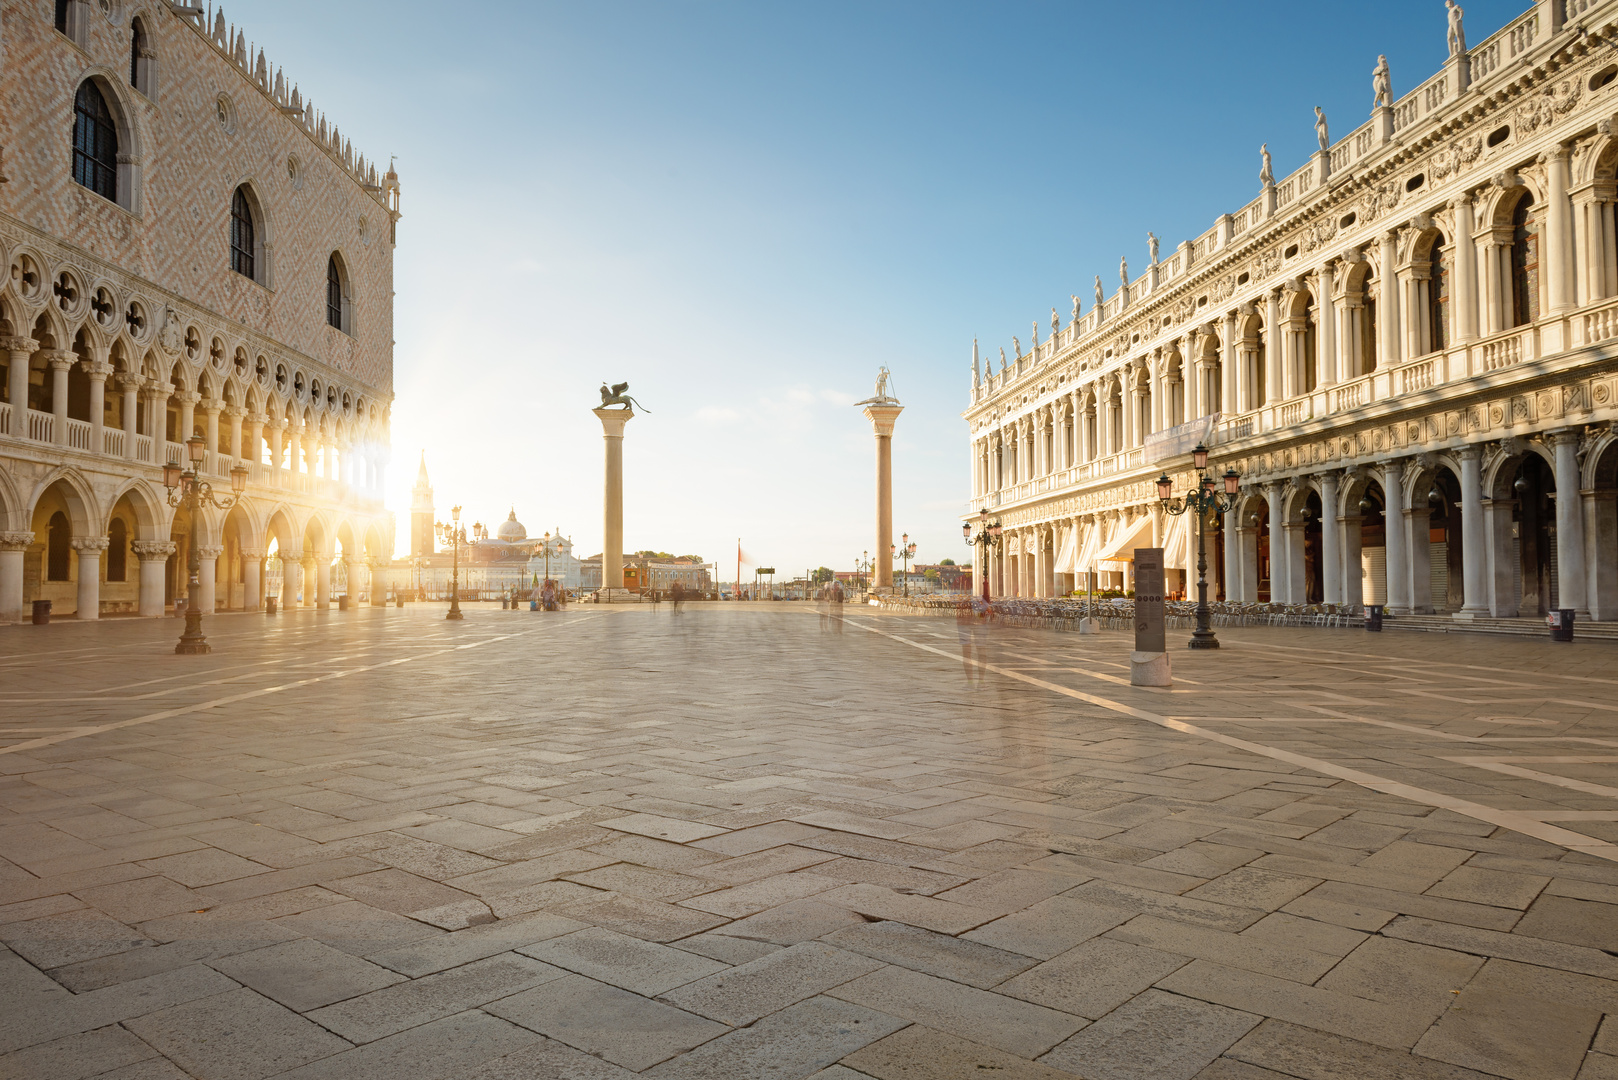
{"left": 1, "top": 604, "right": 1617, "bottom": 1080}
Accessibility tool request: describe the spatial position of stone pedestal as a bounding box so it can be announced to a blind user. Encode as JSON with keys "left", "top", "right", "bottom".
{"left": 1130, "top": 651, "right": 1172, "bottom": 686}
{"left": 594, "top": 407, "right": 635, "bottom": 601}
{"left": 863, "top": 404, "right": 903, "bottom": 590}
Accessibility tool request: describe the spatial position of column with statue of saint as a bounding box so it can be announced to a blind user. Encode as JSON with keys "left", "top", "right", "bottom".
{"left": 857, "top": 367, "right": 902, "bottom": 593}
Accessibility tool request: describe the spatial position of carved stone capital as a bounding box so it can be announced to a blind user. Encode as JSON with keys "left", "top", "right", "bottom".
{"left": 131, "top": 540, "right": 176, "bottom": 561}
{"left": 239, "top": 548, "right": 264, "bottom": 560}
{"left": 197, "top": 546, "right": 224, "bottom": 560}
{"left": 44, "top": 352, "right": 76, "bottom": 372}
{"left": 0, "top": 531, "right": 36, "bottom": 551}
{"left": 81, "top": 360, "right": 113, "bottom": 380}
{"left": 175, "top": 391, "right": 202, "bottom": 407}
{"left": 201, "top": 399, "right": 224, "bottom": 413}
{"left": 70, "top": 536, "right": 110, "bottom": 553}
{"left": 0, "top": 337, "right": 39, "bottom": 354}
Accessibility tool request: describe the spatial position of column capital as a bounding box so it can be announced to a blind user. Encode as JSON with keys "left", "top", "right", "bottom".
{"left": 197, "top": 546, "right": 223, "bottom": 559}
{"left": 44, "top": 352, "right": 76, "bottom": 372}
{"left": 81, "top": 360, "right": 113, "bottom": 380}
{"left": 239, "top": 548, "right": 264, "bottom": 559}
{"left": 593, "top": 407, "right": 635, "bottom": 437}
{"left": 0, "top": 337, "right": 39, "bottom": 354}
{"left": 115, "top": 372, "right": 141, "bottom": 391}
{"left": 862, "top": 403, "right": 904, "bottom": 438}
{"left": 0, "top": 531, "right": 36, "bottom": 551}
{"left": 201, "top": 398, "right": 224, "bottom": 413}
{"left": 1543, "top": 425, "right": 1584, "bottom": 446}
{"left": 223, "top": 405, "right": 245, "bottom": 419}
{"left": 70, "top": 536, "right": 110, "bottom": 552}
{"left": 175, "top": 390, "right": 201, "bottom": 407}
{"left": 1457, "top": 443, "right": 1483, "bottom": 460}
{"left": 131, "top": 540, "right": 176, "bottom": 560}
{"left": 279, "top": 548, "right": 306, "bottom": 562}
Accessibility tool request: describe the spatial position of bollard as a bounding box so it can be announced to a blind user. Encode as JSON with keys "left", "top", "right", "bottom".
{"left": 31, "top": 599, "right": 51, "bottom": 625}
{"left": 338, "top": 595, "right": 350, "bottom": 612}
{"left": 1549, "top": 609, "right": 1575, "bottom": 642}
{"left": 265, "top": 596, "right": 278, "bottom": 615}
{"left": 1364, "top": 604, "right": 1384, "bottom": 632}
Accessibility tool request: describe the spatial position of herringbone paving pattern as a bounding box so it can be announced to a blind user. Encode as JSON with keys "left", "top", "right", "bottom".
{"left": 1, "top": 603, "right": 1616, "bottom": 1079}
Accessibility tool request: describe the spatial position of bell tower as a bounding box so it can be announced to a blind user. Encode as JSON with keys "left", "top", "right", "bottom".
{"left": 410, "top": 452, "right": 435, "bottom": 556}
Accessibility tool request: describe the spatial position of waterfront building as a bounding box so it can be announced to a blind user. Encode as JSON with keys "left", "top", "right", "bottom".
{"left": 0, "top": 2, "right": 398, "bottom": 620}
{"left": 966, "top": 2, "right": 1618, "bottom": 620}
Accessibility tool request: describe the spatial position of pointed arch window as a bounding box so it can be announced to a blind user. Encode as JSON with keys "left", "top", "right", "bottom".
{"left": 72, "top": 81, "right": 118, "bottom": 202}
{"left": 327, "top": 255, "right": 344, "bottom": 330}
{"left": 231, "top": 187, "right": 256, "bottom": 279}
{"left": 130, "top": 17, "right": 154, "bottom": 96}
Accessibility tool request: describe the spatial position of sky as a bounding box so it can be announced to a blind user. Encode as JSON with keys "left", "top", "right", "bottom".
{"left": 236, "top": 0, "right": 1531, "bottom": 579}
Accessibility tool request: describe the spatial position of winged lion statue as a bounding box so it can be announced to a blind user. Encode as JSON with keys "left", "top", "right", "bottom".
{"left": 598, "top": 382, "right": 650, "bottom": 412}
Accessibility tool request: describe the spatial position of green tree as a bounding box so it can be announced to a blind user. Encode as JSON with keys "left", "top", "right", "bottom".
{"left": 813, "top": 567, "right": 834, "bottom": 583}
{"left": 939, "top": 558, "right": 955, "bottom": 566}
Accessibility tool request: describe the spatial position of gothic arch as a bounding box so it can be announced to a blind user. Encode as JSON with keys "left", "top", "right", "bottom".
{"left": 72, "top": 69, "right": 146, "bottom": 214}
{"left": 27, "top": 467, "right": 100, "bottom": 535}
{"left": 103, "top": 476, "right": 167, "bottom": 540}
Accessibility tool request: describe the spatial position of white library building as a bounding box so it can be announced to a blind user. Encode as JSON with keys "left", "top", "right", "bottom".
{"left": 965, "top": 0, "right": 1618, "bottom": 622}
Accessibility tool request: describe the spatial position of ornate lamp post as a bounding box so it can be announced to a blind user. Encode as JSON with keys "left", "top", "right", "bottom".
{"left": 434, "top": 507, "right": 479, "bottom": 620}
{"left": 891, "top": 533, "right": 917, "bottom": 597}
{"left": 1157, "top": 444, "right": 1240, "bottom": 650}
{"left": 163, "top": 435, "right": 248, "bottom": 654}
{"left": 963, "top": 510, "right": 1002, "bottom": 603}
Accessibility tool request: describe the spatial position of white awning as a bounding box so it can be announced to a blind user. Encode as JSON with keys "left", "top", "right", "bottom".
{"left": 1054, "top": 524, "right": 1080, "bottom": 575}
{"left": 1096, "top": 514, "right": 1155, "bottom": 572}
{"left": 1074, "top": 522, "right": 1102, "bottom": 579}
{"left": 1163, "top": 512, "right": 1191, "bottom": 571}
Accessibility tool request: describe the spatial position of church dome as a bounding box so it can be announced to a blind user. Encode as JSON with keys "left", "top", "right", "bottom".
{"left": 497, "top": 508, "right": 527, "bottom": 543}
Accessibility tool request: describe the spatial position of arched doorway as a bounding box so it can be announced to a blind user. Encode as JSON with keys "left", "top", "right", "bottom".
{"left": 1510, "top": 452, "right": 1557, "bottom": 617}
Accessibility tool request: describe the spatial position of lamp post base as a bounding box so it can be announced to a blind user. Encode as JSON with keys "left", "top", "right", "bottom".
{"left": 1187, "top": 628, "right": 1221, "bottom": 649}
{"left": 175, "top": 610, "right": 210, "bottom": 654}
{"left": 446, "top": 600, "right": 464, "bottom": 621}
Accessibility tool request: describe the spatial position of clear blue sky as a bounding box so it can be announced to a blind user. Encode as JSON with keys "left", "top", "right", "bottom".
{"left": 242, "top": 0, "right": 1528, "bottom": 577}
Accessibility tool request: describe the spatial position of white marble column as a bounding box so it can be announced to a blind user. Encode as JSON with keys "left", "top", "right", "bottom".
{"left": 1341, "top": 498, "right": 1364, "bottom": 608}
{"left": 48, "top": 354, "right": 72, "bottom": 445}
{"left": 1262, "top": 292, "right": 1281, "bottom": 406}
{"left": 1550, "top": 429, "right": 1588, "bottom": 615}
{"left": 1379, "top": 231, "right": 1401, "bottom": 367}
{"left": 346, "top": 559, "right": 366, "bottom": 601}
{"left": 1319, "top": 471, "right": 1341, "bottom": 605}
{"left": 1317, "top": 263, "right": 1337, "bottom": 388}
{"left": 3, "top": 338, "right": 37, "bottom": 435}
{"left": 85, "top": 361, "right": 110, "bottom": 455}
{"left": 0, "top": 531, "right": 34, "bottom": 622}
{"left": 1546, "top": 147, "right": 1574, "bottom": 313}
{"left": 1586, "top": 490, "right": 1618, "bottom": 621}
{"left": 1406, "top": 502, "right": 1434, "bottom": 614}
{"left": 132, "top": 540, "right": 174, "bottom": 618}
{"left": 242, "top": 549, "right": 263, "bottom": 611}
{"left": 119, "top": 375, "right": 139, "bottom": 461}
{"left": 203, "top": 401, "right": 221, "bottom": 457}
{"left": 314, "top": 554, "right": 331, "bottom": 607}
{"left": 1238, "top": 524, "right": 1260, "bottom": 602}
{"left": 71, "top": 537, "right": 107, "bottom": 620}
{"left": 862, "top": 403, "right": 901, "bottom": 590}
{"left": 1264, "top": 483, "right": 1285, "bottom": 603}
{"left": 1457, "top": 446, "right": 1489, "bottom": 616}
{"left": 1222, "top": 510, "right": 1240, "bottom": 602}
{"left": 197, "top": 545, "right": 222, "bottom": 613}
{"left": 1453, "top": 197, "right": 1479, "bottom": 343}
{"left": 1382, "top": 459, "right": 1411, "bottom": 613}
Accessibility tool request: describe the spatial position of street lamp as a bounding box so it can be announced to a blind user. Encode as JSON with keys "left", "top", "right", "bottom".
{"left": 434, "top": 506, "right": 471, "bottom": 620}
{"left": 163, "top": 434, "right": 248, "bottom": 654}
{"left": 891, "top": 533, "right": 917, "bottom": 597}
{"left": 1157, "top": 444, "right": 1240, "bottom": 649}
{"left": 963, "top": 510, "right": 1002, "bottom": 604}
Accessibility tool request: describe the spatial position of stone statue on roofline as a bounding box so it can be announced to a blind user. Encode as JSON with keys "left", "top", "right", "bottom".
{"left": 1373, "top": 55, "right": 1393, "bottom": 109}
{"left": 999, "top": 346, "right": 1007, "bottom": 371}
{"left": 1147, "top": 232, "right": 1160, "bottom": 264}
{"left": 1447, "top": 1, "right": 1466, "bottom": 57}
{"left": 1259, "top": 143, "right": 1274, "bottom": 186}
{"left": 1119, "top": 256, "right": 1129, "bottom": 289}
{"left": 1094, "top": 276, "right": 1104, "bottom": 308}
{"left": 1070, "top": 294, "right": 1081, "bottom": 321}
{"left": 1051, "top": 308, "right": 1060, "bottom": 333}
{"left": 1315, "top": 107, "right": 1330, "bottom": 152}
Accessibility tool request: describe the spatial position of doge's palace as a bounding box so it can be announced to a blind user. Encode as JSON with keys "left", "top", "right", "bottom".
{"left": 0, "top": 0, "right": 398, "bottom": 622}
{"left": 966, "top": 0, "right": 1618, "bottom": 623}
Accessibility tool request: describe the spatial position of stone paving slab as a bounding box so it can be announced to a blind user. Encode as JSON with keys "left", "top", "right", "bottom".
{"left": 3, "top": 605, "right": 1618, "bottom": 1077}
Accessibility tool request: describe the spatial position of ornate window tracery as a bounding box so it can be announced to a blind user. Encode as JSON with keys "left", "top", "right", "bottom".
{"left": 231, "top": 187, "right": 256, "bottom": 280}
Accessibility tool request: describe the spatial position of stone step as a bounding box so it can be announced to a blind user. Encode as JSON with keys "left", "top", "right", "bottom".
{"left": 1385, "top": 614, "right": 1618, "bottom": 641}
